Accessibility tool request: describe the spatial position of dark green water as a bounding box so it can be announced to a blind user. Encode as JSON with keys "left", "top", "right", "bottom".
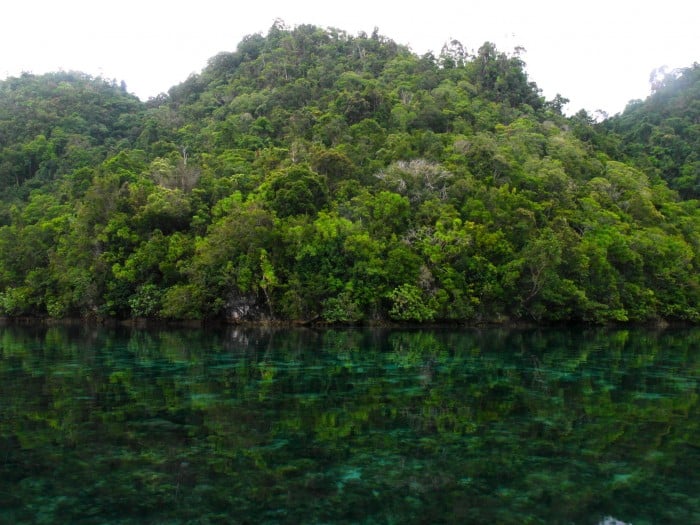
{"left": 1, "top": 325, "right": 699, "bottom": 524}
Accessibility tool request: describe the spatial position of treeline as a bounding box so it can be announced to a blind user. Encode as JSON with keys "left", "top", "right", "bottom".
{"left": 0, "top": 23, "right": 698, "bottom": 323}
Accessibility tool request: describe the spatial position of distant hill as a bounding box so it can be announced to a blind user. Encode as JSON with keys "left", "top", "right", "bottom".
{"left": 603, "top": 64, "right": 700, "bottom": 198}
{"left": 0, "top": 23, "right": 697, "bottom": 324}
{"left": 0, "top": 71, "right": 143, "bottom": 198}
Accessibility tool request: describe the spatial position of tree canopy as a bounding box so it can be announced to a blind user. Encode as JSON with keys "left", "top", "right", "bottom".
{"left": 0, "top": 24, "right": 698, "bottom": 324}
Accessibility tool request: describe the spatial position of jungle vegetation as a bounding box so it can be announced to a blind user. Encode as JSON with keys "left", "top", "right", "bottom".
{"left": 0, "top": 23, "right": 698, "bottom": 324}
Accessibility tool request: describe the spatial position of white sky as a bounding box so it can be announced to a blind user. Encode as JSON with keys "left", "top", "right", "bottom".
{"left": 1, "top": 1, "right": 698, "bottom": 116}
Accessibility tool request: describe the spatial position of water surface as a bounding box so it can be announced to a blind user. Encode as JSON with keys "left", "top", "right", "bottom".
{"left": 1, "top": 325, "right": 699, "bottom": 524}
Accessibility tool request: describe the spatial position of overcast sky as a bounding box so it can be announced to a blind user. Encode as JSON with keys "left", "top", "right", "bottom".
{"left": 2, "top": 1, "right": 698, "bottom": 116}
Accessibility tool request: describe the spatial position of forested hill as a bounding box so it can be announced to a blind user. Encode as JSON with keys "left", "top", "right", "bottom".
{"left": 602, "top": 63, "right": 700, "bottom": 199}
{"left": 0, "top": 23, "right": 698, "bottom": 324}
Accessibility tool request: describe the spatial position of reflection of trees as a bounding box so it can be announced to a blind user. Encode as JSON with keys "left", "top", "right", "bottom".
{"left": 0, "top": 325, "right": 698, "bottom": 523}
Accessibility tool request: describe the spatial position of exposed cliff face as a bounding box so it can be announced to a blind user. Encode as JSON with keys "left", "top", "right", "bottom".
{"left": 225, "top": 294, "right": 271, "bottom": 323}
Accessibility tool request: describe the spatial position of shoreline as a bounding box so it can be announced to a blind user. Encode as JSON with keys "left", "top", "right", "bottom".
{"left": 0, "top": 315, "right": 691, "bottom": 330}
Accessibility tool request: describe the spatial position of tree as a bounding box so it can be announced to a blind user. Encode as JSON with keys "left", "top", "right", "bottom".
{"left": 262, "top": 164, "right": 328, "bottom": 217}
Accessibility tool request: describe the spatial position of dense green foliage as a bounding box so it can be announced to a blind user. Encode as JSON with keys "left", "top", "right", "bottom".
{"left": 602, "top": 63, "right": 700, "bottom": 199}
{"left": 0, "top": 23, "right": 698, "bottom": 323}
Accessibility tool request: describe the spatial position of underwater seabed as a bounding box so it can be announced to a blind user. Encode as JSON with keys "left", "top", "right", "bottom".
{"left": 1, "top": 325, "right": 699, "bottom": 523}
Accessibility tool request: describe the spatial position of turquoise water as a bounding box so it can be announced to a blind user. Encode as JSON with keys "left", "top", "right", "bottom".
{"left": 1, "top": 325, "right": 699, "bottom": 524}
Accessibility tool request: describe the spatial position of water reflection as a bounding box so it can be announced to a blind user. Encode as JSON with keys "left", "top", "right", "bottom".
{"left": 1, "top": 325, "right": 699, "bottom": 523}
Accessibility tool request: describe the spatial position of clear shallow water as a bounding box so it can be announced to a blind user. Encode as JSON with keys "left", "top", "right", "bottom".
{"left": 1, "top": 324, "right": 699, "bottom": 524}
